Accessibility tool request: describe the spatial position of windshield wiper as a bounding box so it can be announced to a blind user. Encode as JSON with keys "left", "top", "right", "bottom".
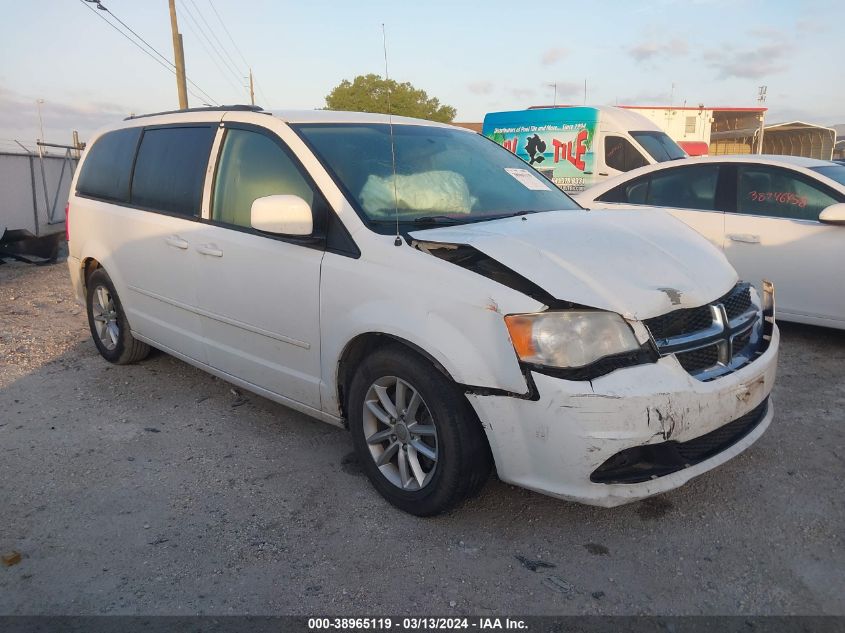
{"left": 369, "top": 215, "right": 463, "bottom": 225}
{"left": 484, "top": 209, "right": 547, "bottom": 219}
{"left": 374, "top": 212, "right": 549, "bottom": 227}
{"left": 411, "top": 215, "right": 463, "bottom": 224}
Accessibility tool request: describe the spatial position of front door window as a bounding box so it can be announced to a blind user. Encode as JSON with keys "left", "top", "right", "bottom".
{"left": 737, "top": 165, "right": 838, "bottom": 221}
{"left": 212, "top": 128, "right": 316, "bottom": 229}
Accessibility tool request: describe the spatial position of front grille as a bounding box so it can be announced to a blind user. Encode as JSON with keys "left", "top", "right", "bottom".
{"left": 722, "top": 283, "right": 752, "bottom": 320}
{"left": 590, "top": 398, "right": 770, "bottom": 484}
{"left": 733, "top": 329, "right": 752, "bottom": 353}
{"left": 644, "top": 305, "right": 713, "bottom": 340}
{"left": 643, "top": 282, "right": 764, "bottom": 381}
{"left": 676, "top": 345, "right": 719, "bottom": 373}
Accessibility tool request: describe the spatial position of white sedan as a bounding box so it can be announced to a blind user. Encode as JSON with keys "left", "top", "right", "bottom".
{"left": 576, "top": 155, "right": 845, "bottom": 329}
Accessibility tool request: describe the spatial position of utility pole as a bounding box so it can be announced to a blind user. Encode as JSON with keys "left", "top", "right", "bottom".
{"left": 249, "top": 68, "right": 255, "bottom": 106}
{"left": 168, "top": 0, "right": 189, "bottom": 109}
{"left": 756, "top": 85, "right": 767, "bottom": 155}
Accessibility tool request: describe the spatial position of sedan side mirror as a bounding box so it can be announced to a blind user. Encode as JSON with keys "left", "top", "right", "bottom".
{"left": 819, "top": 203, "right": 845, "bottom": 226}
{"left": 250, "top": 195, "right": 313, "bottom": 236}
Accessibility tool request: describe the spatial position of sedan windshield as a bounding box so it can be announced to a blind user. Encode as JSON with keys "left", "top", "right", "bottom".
{"left": 293, "top": 123, "right": 580, "bottom": 230}
{"left": 630, "top": 131, "right": 687, "bottom": 162}
{"left": 810, "top": 165, "right": 845, "bottom": 187}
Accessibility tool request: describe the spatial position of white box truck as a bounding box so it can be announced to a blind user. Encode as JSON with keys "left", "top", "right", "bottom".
{"left": 482, "top": 106, "right": 687, "bottom": 193}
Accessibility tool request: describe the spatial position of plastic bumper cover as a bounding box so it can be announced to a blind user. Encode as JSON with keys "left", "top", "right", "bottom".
{"left": 466, "top": 325, "right": 779, "bottom": 507}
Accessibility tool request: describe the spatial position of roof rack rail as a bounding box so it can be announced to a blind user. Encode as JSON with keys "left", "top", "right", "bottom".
{"left": 124, "top": 104, "right": 265, "bottom": 121}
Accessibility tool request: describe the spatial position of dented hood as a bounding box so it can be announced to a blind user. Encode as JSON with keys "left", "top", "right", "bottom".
{"left": 410, "top": 209, "right": 737, "bottom": 320}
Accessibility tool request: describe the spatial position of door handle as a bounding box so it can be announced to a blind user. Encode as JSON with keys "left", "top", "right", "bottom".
{"left": 598, "top": 172, "right": 609, "bottom": 176}
{"left": 164, "top": 235, "right": 189, "bottom": 249}
{"left": 727, "top": 233, "right": 760, "bottom": 244}
{"left": 196, "top": 243, "right": 223, "bottom": 257}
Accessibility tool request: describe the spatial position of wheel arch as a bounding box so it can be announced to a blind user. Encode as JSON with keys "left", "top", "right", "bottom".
{"left": 82, "top": 257, "right": 102, "bottom": 290}
{"left": 336, "top": 332, "right": 455, "bottom": 425}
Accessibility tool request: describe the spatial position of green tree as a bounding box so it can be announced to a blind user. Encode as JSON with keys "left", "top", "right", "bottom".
{"left": 325, "top": 74, "right": 456, "bottom": 123}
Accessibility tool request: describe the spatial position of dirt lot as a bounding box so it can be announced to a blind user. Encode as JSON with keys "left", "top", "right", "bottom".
{"left": 1, "top": 259, "right": 843, "bottom": 616}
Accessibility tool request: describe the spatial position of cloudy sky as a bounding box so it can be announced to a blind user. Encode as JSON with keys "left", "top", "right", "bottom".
{"left": 1, "top": 0, "right": 842, "bottom": 152}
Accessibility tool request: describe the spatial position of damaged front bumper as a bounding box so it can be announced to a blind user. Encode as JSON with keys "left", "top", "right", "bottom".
{"left": 466, "top": 325, "right": 779, "bottom": 507}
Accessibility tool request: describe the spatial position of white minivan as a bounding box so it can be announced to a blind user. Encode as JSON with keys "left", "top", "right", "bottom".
{"left": 67, "top": 106, "right": 779, "bottom": 515}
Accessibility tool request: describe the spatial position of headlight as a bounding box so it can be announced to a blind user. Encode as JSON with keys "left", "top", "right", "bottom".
{"left": 504, "top": 310, "right": 641, "bottom": 369}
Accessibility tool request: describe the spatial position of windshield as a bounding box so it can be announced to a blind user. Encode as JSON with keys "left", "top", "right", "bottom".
{"left": 630, "top": 131, "right": 687, "bottom": 162}
{"left": 810, "top": 165, "right": 845, "bottom": 187}
{"left": 293, "top": 123, "right": 580, "bottom": 230}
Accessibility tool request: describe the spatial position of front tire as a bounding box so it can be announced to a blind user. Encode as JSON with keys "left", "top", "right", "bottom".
{"left": 85, "top": 268, "right": 150, "bottom": 364}
{"left": 348, "top": 345, "right": 492, "bottom": 516}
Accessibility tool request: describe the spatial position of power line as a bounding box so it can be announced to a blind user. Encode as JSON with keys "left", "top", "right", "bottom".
{"left": 206, "top": 0, "right": 250, "bottom": 70}
{"left": 186, "top": 0, "right": 244, "bottom": 80}
{"left": 205, "top": 0, "right": 270, "bottom": 107}
{"left": 77, "top": 0, "right": 218, "bottom": 106}
{"left": 175, "top": 3, "right": 244, "bottom": 98}
{"left": 252, "top": 76, "right": 271, "bottom": 108}
{"left": 179, "top": 0, "right": 245, "bottom": 95}
{"left": 77, "top": 2, "right": 181, "bottom": 85}
{"left": 92, "top": 1, "right": 218, "bottom": 105}
{"left": 77, "top": 0, "right": 213, "bottom": 105}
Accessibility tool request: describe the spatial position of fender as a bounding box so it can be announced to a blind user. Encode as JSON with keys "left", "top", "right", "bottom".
{"left": 74, "top": 235, "right": 123, "bottom": 297}
{"left": 318, "top": 243, "right": 545, "bottom": 416}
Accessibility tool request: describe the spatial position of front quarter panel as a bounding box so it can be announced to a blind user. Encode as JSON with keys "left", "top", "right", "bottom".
{"left": 319, "top": 239, "right": 544, "bottom": 416}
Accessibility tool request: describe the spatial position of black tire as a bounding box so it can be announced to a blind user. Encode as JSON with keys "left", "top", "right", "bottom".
{"left": 85, "top": 268, "right": 150, "bottom": 365}
{"left": 348, "top": 345, "right": 492, "bottom": 516}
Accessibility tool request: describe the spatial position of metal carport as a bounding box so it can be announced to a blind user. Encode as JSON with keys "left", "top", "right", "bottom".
{"left": 711, "top": 121, "right": 836, "bottom": 159}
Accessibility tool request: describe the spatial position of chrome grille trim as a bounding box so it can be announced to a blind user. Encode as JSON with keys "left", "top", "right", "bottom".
{"left": 644, "top": 283, "right": 764, "bottom": 381}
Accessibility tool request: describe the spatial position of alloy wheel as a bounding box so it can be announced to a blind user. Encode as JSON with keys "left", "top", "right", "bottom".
{"left": 91, "top": 284, "right": 119, "bottom": 351}
{"left": 362, "top": 376, "right": 438, "bottom": 491}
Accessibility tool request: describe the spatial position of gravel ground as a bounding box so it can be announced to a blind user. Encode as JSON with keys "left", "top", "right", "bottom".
{"left": 1, "top": 259, "right": 843, "bottom": 616}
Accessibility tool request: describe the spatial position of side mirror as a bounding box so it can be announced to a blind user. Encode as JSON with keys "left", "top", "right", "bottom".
{"left": 819, "top": 203, "right": 845, "bottom": 226}
{"left": 250, "top": 195, "right": 313, "bottom": 236}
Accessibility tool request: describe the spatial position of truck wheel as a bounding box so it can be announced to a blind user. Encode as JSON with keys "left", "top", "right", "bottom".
{"left": 85, "top": 268, "right": 150, "bottom": 364}
{"left": 348, "top": 345, "right": 492, "bottom": 516}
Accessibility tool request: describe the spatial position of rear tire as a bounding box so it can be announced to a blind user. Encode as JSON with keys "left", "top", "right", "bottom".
{"left": 86, "top": 268, "right": 150, "bottom": 365}
{"left": 348, "top": 345, "right": 492, "bottom": 516}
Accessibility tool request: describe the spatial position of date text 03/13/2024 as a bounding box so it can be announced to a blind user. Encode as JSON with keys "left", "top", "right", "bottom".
{"left": 307, "top": 617, "right": 528, "bottom": 630}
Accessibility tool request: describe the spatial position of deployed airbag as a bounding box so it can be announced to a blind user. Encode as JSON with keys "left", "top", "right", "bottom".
{"left": 360, "top": 171, "right": 475, "bottom": 217}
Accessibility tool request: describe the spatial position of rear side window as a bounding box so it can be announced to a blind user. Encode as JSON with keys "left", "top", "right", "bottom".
{"left": 597, "top": 165, "right": 719, "bottom": 210}
{"left": 598, "top": 176, "right": 649, "bottom": 204}
{"left": 605, "top": 136, "right": 648, "bottom": 172}
{"left": 76, "top": 128, "right": 141, "bottom": 202}
{"left": 647, "top": 165, "right": 719, "bottom": 210}
{"left": 131, "top": 126, "right": 216, "bottom": 216}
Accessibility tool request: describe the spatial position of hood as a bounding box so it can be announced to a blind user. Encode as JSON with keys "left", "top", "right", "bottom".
{"left": 409, "top": 209, "right": 737, "bottom": 321}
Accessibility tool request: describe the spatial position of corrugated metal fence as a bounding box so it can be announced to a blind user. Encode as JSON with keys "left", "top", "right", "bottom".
{"left": 0, "top": 150, "right": 78, "bottom": 237}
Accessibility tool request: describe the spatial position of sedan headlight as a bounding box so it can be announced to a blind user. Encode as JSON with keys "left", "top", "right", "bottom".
{"left": 504, "top": 310, "right": 641, "bottom": 369}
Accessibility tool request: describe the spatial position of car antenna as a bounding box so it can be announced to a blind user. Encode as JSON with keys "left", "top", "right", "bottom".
{"left": 382, "top": 23, "right": 402, "bottom": 247}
